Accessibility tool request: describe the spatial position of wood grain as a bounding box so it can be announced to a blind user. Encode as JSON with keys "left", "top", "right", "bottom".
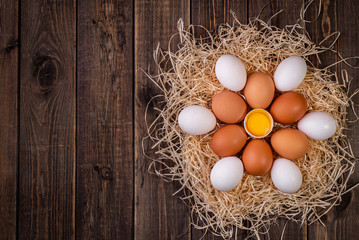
{"left": 18, "top": 0, "right": 76, "bottom": 239}
{"left": 134, "top": 0, "right": 190, "bottom": 239}
{"left": 76, "top": 0, "right": 134, "bottom": 239}
{"left": 191, "top": 0, "right": 247, "bottom": 36}
{"left": 0, "top": 0, "right": 18, "bottom": 238}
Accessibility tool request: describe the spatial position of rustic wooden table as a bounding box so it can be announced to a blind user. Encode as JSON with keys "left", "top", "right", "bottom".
{"left": 1, "top": 0, "right": 358, "bottom": 239}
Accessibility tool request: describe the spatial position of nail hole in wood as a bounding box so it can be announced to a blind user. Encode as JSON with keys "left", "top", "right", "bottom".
{"left": 94, "top": 165, "right": 113, "bottom": 181}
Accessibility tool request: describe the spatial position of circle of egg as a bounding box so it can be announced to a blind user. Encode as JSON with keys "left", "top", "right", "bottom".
{"left": 177, "top": 54, "right": 337, "bottom": 194}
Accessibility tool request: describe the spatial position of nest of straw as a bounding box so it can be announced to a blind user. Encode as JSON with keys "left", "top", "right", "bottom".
{"left": 144, "top": 14, "right": 357, "bottom": 239}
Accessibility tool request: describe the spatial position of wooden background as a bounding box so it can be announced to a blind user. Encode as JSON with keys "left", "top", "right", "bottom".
{"left": 0, "top": 0, "right": 358, "bottom": 239}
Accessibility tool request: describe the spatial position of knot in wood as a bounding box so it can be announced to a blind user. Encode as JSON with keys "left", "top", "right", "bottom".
{"left": 36, "top": 57, "right": 58, "bottom": 92}
{"left": 5, "top": 38, "right": 18, "bottom": 53}
{"left": 335, "top": 191, "right": 352, "bottom": 212}
{"left": 94, "top": 165, "right": 113, "bottom": 181}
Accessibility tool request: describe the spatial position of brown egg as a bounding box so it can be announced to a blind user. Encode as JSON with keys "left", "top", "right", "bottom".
{"left": 271, "top": 128, "right": 309, "bottom": 160}
{"left": 243, "top": 72, "right": 275, "bottom": 109}
{"left": 211, "top": 125, "right": 247, "bottom": 157}
{"left": 270, "top": 92, "right": 307, "bottom": 124}
{"left": 212, "top": 90, "right": 247, "bottom": 123}
{"left": 242, "top": 139, "right": 273, "bottom": 176}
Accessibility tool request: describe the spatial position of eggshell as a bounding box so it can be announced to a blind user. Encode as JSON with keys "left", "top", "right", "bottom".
{"left": 210, "top": 156, "right": 244, "bottom": 191}
{"left": 215, "top": 55, "right": 247, "bottom": 91}
{"left": 271, "top": 129, "right": 309, "bottom": 160}
{"left": 211, "top": 125, "right": 247, "bottom": 157}
{"left": 178, "top": 105, "right": 216, "bottom": 135}
{"left": 242, "top": 139, "right": 273, "bottom": 176}
{"left": 243, "top": 72, "right": 275, "bottom": 109}
{"left": 270, "top": 92, "right": 307, "bottom": 124}
{"left": 298, "top": 111, "right": 337, "bottom": 140}
{"left": 274, "top": 56, "right": 307, "bottom": 91}
{"left": 212, "top": 90, "right": 247, "bottom": 123}
{"left": 271, "top": 158, "right": 302, "bottom": 193}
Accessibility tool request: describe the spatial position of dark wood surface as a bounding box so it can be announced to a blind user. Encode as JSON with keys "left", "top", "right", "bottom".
{"left": 0, "top": 0, "right": 18, "bottom": 238}
{"left": 19, "top": 0, "right": 76, "bottom": 239}
{"left": 135, "top": 1, "right": 191, "bottom": 239}
{"left": 77, "top": 0, "right": 133, "bottom": 239}
{"left": 0, "top": 0, "right": 358, "bottom": 239}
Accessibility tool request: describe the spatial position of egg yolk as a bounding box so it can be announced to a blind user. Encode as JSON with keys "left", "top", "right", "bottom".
{"left": 246, "top": 112, "right": 271, "bottom": 136}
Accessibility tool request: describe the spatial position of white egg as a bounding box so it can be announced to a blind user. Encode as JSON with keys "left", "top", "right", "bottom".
{"left": 274, "top": 56, "right": 307, "bottom": 92}
{"left": 210, "top": 156, "right": 244, "bottom": 191}
{"left": 298, "top": 111, "right": 337, "bottom": 140}
{"left": 271, "top": 158, "right": 302, "bottom": 193}
{"left": 215, "top": 54, "right": 247, "bottom": 91}
{"left": 178, "top": 105, "right": 216, "bottom": 135}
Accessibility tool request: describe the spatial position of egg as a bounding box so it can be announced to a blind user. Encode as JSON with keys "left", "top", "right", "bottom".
{"left": 210, "top": 156, "right": 244, "bottom": 191}
{"left": 270, "top": 92, "right": 307, "bottom": 124}
{"left": 242, "top": 139, "right": 273, "bottom": 176}
{"left": 211, "top": 125, "right": 247, "bottom": 157}
{"left": 243, "top": 72, "right": 275, "bottom": 109}
{"left": 271, "top": 129, "right": 309, "bottom": 160}
{"left": 178, "top": 105, "right": 216, "bottom": 135}
{"left": 244, "top": 109, "right": 273, "bottom": 138}
{"left": 271, "top": 158, "right": 302, "bottom": 193}
{"left": 212, "top": 90, "right": 247, "bottom": 123}
{"left": 274, "top": 56, "right": 307, "bottom": 92}
{"left": 298, "top": 111, "right": 337, "bottom": 140}
{"left": 215, "top": 55, "right": 247, "bottom": 91}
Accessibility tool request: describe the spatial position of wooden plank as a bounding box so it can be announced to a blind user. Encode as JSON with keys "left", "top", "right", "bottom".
{"left": 247, "top": 1, "right": 307, "bottom": 239}
{"left": 76, "top": 0, "right": 133, "bottom": 239}
{"left": 190, "top": 1, "right": 247, "bottom": 239}
{"left": 134, "top": 0, "right": 191, "bottom": 239}
{"left": 0, "top": 0, "right": 18, "bottom": 238}
{"left": 249, "top": 0, "right": 304, "bottom": 27}
{"left": 304, "top": 0, "right": 337, "bottom": 69}
{"left": 304, "top": 0, "right": 337, "bottom": 239}
{"left": 191, "top": 0, "right": 247, "bottom": 37}
{"left": 307, "top": 0, "right": 359, "bottom": 239}
{"left": 18, "top": 0, "right": 76, "bottom": 239}
{"left": 333, "top": 0, "right": 359, "bottom": 238}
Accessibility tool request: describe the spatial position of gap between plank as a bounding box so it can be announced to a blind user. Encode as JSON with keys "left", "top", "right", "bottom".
{"left": 16, "top": 0, "right": 21, "bottom": 239}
